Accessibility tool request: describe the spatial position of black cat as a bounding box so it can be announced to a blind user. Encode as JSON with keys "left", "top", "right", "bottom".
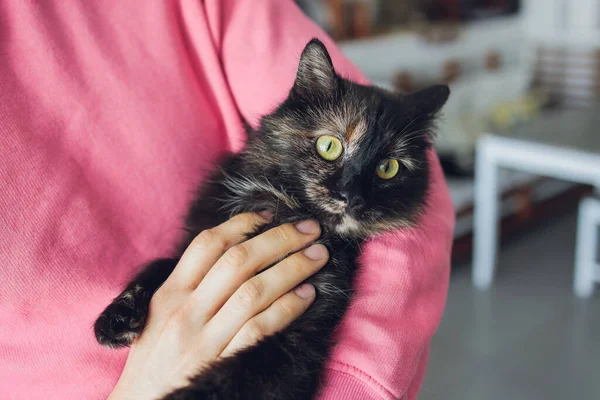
{"left": 94, "top": 38, "right": 449, "bottom": 399}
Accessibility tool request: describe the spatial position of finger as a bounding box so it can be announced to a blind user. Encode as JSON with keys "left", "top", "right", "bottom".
{"left": 189, "top": 220, "right": 321, "bottom": 323}
{"left": 220, "top": 284, "right": 316, "bottom": 358}
{"left": 167, "top": 212, "right": 271, "bottom": 289}
{"left": 199, "top": 244, "right": 327, "bottom": 354}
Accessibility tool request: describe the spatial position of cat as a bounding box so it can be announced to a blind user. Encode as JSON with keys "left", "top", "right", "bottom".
{"left": 94, "top": 38, "right": 449, "bottom": 399}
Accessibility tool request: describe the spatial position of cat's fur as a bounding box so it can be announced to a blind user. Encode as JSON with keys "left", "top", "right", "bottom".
{"left": 94, "top": 39, "right": 449, "bottom": 399}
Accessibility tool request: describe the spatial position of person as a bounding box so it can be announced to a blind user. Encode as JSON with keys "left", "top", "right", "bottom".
{"left": 0, "top": 1, "right": 454, "bottom": 399}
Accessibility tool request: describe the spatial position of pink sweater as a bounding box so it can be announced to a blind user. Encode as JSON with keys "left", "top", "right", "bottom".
{"left": 0, "top": 1, "right": 454, "bottom": 399}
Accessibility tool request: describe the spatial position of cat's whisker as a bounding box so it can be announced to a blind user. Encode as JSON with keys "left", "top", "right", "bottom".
{"left": 399, "top": 113, "right": 424, "bottom": 136}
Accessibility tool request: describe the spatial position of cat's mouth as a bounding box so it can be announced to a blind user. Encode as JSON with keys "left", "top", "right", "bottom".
{"left": 302, "top": 183, "right": 369, "bottom": 236}
{"left": 322, "top": 198, "right": 347, "bottom": 215}
{"left": 305, "top": 182, "right": 366, "bottom": 216}
{"left": 327, "top": 196, "right": 367, "bottom": 220}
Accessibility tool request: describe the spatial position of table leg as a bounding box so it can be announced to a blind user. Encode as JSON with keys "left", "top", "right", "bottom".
{"left": 574, "top": 197, "right": 598, "bottom": 298}
{"left": 473, "top": 137, "right": 499, "bottom": 290}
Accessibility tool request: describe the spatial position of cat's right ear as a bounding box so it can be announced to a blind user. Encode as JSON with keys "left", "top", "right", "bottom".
{"left": 403, "top": 85, "right": 450, "bottom": 117}
{"left": 291, "top": 39, "right": 337, "bottom": 98}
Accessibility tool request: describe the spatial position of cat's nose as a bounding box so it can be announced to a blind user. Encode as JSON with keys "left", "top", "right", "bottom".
{"left": 339, "top": 190, "right": 366, "bottom": 211}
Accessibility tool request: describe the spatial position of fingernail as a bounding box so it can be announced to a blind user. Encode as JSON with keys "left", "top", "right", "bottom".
{"left": 258, "top": 211, "right": 273, "bottom": 221}
{"left": 295, "top": 283, "right": 315, "bottom": 300}
{"left": 295, "top": 220, "right": 320, "bottom": 234}
{"left": 303, "top": 244, "right": 328, "bottom": 260}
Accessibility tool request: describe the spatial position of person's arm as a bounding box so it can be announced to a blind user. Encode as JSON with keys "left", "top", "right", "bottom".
{"left": 205, "top": 1, "right": 455, "bottom": 398}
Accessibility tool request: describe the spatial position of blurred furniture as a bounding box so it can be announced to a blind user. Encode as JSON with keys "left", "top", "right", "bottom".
{"left": 533, "top": 47, "right": 600, "bottom": 108}
{"left": 472, "top": 108, "right": 600, "bottom": 297}
{"left": 435, "top": 59, "right": 535, "bottom": 175}
{"left": 300, "top": 0, "right": 520, "bottom": 42}
{"left": 525, "top": 1, "right": 600, "bottom": 108}
{"left": 574, "top": 197, "right": 600, "bottom": 297}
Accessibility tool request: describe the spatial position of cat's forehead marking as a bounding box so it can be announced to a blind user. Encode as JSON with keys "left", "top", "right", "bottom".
{"left": 313, "top": 102, "right": 366, "bottom": 131}
{"left": 345, "top": 116, "right": 368, "bottom": 145}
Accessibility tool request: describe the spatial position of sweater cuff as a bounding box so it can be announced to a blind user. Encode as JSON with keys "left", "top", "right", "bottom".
{"left": 317, "top": 368, "right": 388, "bottom": 400}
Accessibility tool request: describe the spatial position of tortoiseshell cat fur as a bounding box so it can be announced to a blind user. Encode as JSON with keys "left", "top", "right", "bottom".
{"left": 94, "top": 39, "right": 449, "bottom": 399}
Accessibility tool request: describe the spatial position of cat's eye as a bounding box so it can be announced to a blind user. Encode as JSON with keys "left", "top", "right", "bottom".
{"left": 316, "top": 135, "right": 343, "bottom": 161}
{"left": 376, "top": 159, "right": 400, "bottom": 179}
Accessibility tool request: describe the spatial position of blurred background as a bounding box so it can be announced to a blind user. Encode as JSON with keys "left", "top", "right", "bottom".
{"left": 296, "top": 1, "right": 600, "bottom": 399}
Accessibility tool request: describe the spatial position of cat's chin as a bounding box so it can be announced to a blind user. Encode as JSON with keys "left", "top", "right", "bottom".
{"left": 326, "top": 210, "right": 414, "bottom": 238}
{"left": 313, "top": 203, "right": 370, "bottom": 237}
{"left": 330, "top": 214, "right": 367, "bottom": 237}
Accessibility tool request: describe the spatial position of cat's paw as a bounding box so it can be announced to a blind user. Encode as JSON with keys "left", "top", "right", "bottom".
{"left": 94, "top": 285, "right": 148, "bottom": 348}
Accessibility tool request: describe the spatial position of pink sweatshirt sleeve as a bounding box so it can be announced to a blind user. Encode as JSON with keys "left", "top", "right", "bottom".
{"left": 203, "top": 1, "right": 455, "bottom": 399}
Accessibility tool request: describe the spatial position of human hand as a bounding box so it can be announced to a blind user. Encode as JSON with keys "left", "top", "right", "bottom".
{"left": 107, "top": 213, "right": 327, "bottom": 399}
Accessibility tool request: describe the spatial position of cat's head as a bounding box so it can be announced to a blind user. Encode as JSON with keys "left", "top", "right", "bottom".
{"left": 249, "top": 39, "right": 449, "bottom": 237}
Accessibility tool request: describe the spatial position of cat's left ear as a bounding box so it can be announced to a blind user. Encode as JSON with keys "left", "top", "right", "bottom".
{"left": 403, "top": 85, "right": 450, "bottom": 117}
{"left": 292, "top": 39, "right": 337, "bottom": 97}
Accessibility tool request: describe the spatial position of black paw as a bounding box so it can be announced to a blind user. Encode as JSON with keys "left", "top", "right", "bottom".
{"left": 94, "top": 285, "right": 148, "bottom": 348}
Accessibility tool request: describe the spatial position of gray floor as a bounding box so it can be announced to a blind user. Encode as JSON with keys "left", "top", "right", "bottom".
{"left": 421, "top": 209, "right": 600, "bottom": 400}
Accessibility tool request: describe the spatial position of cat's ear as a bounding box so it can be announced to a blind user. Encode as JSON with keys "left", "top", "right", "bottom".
{"left": 292, "top": 39, "right": 337, "bottom": 97}
{"left": 403, "top": 85, "right": 450, "bottom": 117}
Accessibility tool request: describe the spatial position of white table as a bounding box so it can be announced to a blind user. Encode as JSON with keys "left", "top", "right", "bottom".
{"left": 472, "top": 109, "right": 600, "bottom": 298}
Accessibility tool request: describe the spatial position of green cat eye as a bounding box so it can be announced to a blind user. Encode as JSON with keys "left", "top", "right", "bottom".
{"left": 316, "top": 135, "right": 343, "bottom": 161}
{"left": 376, "top": 159, "right": 400, "bottom": 179}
